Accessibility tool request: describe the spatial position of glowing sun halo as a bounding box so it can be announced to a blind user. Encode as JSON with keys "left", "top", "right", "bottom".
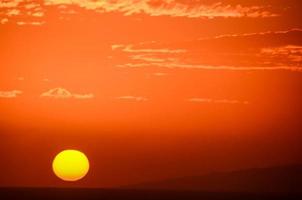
{"left": 52, "top": 150, "right": 89, "bottom": 181}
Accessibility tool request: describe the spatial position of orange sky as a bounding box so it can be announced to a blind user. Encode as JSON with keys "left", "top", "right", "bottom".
{"left": 0, "top": 0, "right": 302, "bottom": 187}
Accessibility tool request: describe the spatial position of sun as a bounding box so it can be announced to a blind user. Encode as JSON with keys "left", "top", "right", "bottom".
{"left": 52, "top": 149, "right": 90, "bottom": 182}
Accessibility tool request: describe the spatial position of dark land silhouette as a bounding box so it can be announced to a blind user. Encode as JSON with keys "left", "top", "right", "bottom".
{"left": 125, "top": 165, "right": 302, "bottom": 194}
{"left": 1, "top": 165, "right": 301, "bottom": 200}
{"left": 0, "top": 187, "right": 301, "bottom": 200}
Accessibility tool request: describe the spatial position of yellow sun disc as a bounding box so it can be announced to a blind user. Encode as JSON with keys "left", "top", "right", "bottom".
{"left": 52, "top": 150, "right": 89, "bottom": 181}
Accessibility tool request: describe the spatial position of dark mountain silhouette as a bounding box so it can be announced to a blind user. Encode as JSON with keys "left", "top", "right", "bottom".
{"left": 125, "top": 165, "right": 302, "bottom": 194}
{"left": 0, "top": 188, "right": 300, "bottom": 200}
{"left": 0, "top": 165, "right": 301, "bottom": 200}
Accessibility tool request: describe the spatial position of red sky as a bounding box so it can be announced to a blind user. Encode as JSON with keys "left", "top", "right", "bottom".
{"left": 0, "top": 0, "right": 302, "bottom": 187}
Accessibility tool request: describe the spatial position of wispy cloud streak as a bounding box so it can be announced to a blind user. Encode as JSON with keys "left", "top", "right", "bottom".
{"left": 114, "top": 29, "right": 302, "bottom": 73}
{"left": 188, "top": 98, "right": 249, "bottom": 104}
{"left": 116, "top": 96, "right": 148, "bottom": 101}
{"left": 117, "top": 63, "right": 302, "bottom": 72}
{"left": 40, "top": 88, "right": 94, "bottom": 99}
{"left": 0, "top": 90, "right": 23, "bottom": 98}
{"left": 44, "top": 0, "right": 277, "bottom": 18}
{"left": 0, "top": 0, "right": 278, "bottom": 26}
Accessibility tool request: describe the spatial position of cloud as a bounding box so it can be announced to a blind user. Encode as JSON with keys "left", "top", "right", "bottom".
{"left": 73, "top": 93, "right": 95, "bottom": 99}
{"left": 130, "top": 54, "right": 167, "bottom": 62}
{"left": 117, "top": 62, "right": 302, "bottom": 72}
{"left": 116, "top": 96, "right": 148, "bottom": 101}
{"left": 44, "top": 0, "right": 277, "bottom": 19}
{"left": 24, "top": 3, "right": 40, "bottom": 10}
{"left": 16, "top": 21, "right": 45, "bottom": 26}
{"left": 32, "top": 11, "right": 44, "bottom": 17}
{"left": 0, "top": 0, "right": 22, "bottom": 8}
{"left": 6, "top": 9, "right": 20, "bottom": 16}
{"left": 188, "top": 98, "right": 249, "bottom": 104}
{"left": 40, "top": 88, "right": 94, "bottom": 99}
{"left": 0, "top": 0, "right": 280, "bottom": 26}
{"left": 115, "top": 29, "right": 302, "bottom": 73}
{"left": 0, "top": 90, "right": 23, "bottom": 98}
{"left": 0, "top": 0, "right": 45, "bottom": 25}
{"left": 198, "top": 28, "right": 302, "bottom": 40}
{"left": 111, "top": 44, "right": 125, "bottom": 50}
{"left": 261, "top": 45, "right": 302, "bottom": 63}
{"left": 0, "top": 18, "right": 8, "bottom": 24}
{"left": 120, "top": 45, "right": 187, "bottom": 54}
